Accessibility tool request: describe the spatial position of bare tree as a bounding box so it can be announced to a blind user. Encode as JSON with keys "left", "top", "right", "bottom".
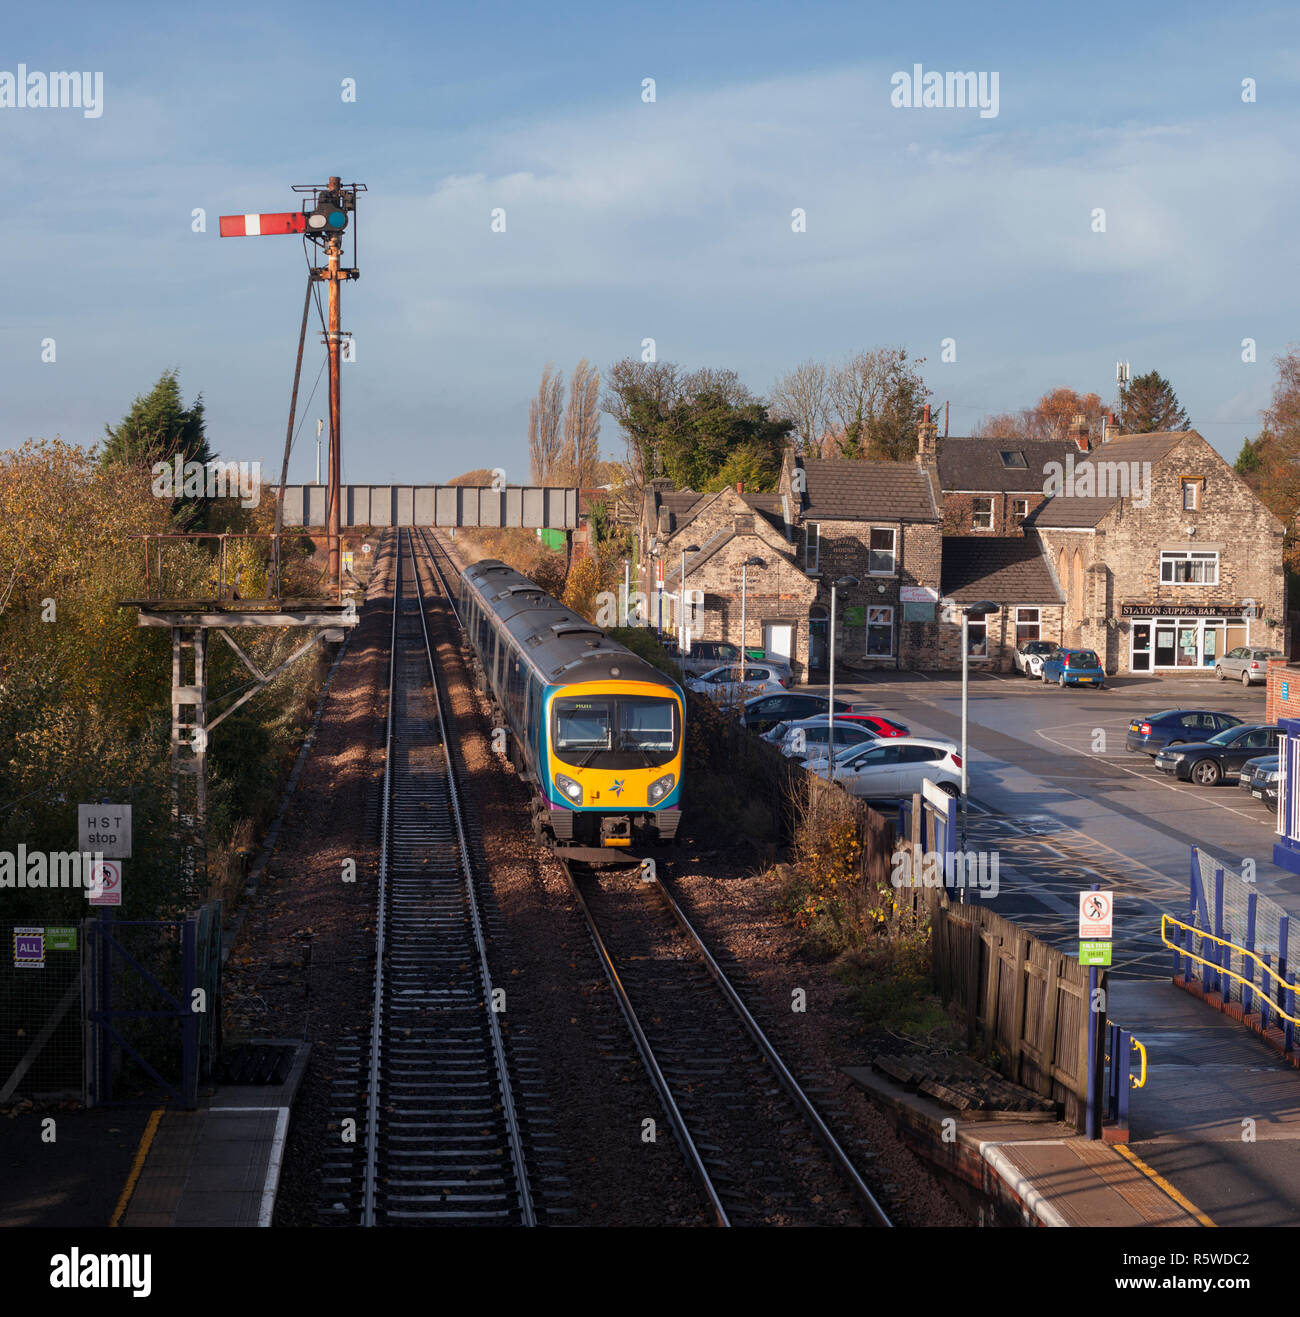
{"left": 528, "top": 363, "right": 566, "bottom": 484}
{"left": 556, "top": 359, "right": 602, "bottom": 486}
{"left": 769, "top": 359, "right": 831, "bottom": 454}
{"left": 829, "top": 347, "right": 929, "bottom": 459}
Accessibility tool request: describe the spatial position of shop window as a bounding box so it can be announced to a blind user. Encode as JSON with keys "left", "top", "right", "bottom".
{"left": 868, "top": 527, "right": 896, "bottom": 575}
{"left": 971, "top": 498, "right": 994, "bottom": 531}
{"left": 1160, "top": 550, "right": 1218, "bottom": 585}
{"left": 1015, "top": 607, "right": 1040, "bottom": 645}
{"left": 866, "top": 605, "right": 894, "bottom": 656}
{"left": 966, "top": 615, "right": 992, "bottom": 658}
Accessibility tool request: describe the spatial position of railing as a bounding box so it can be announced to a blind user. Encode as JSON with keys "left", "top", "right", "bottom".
{"left": 130, "top": 532, "right": 343, "bottom": 604}
{"left": 1104, "top": 1024, "right": 1146, "bottom": 1133}
{"left": 1164, "top": 847, "right": 1300, "bottom": 1057}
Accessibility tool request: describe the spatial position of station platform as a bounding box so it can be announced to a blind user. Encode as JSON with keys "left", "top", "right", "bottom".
{"left": 848, "top": 977, "right": 1300, "bottom": 1227}
{"left": 117, "top": 1039, "right": 309, "bottom": 1228}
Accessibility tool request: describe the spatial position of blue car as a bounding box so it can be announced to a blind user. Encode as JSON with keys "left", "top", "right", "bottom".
{"left": 1040, "top": 648, "right": 1106, "bottom": 688}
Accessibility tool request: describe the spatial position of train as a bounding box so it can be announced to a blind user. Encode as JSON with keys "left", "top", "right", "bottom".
{"left": 458, "top": 558, "right": 684, "bottom": 860}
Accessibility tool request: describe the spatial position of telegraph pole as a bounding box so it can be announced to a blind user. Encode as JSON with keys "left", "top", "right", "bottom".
{"left": 325, "top": 181, "right": 344, "bottom": 592}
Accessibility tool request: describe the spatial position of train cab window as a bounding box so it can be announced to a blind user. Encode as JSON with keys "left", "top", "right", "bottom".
{"left": 552, "top": 693, "right": 679, "bottom": 770}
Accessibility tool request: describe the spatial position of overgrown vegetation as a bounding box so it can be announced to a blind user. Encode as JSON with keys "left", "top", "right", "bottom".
{"left": 0, "top": 393, "right": 330, "bottom": 922}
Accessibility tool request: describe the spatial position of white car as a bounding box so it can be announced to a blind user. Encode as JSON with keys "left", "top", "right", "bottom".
{"left": 1014, "top": 641, "right": 1057, "bottom": 678}
{"left": 808, "top": 736, "right": 962, "bottom": 800}
{"left": 776, "top": 717, "right": 878, "bottom": 762}
{"left": 686, "top": 663, "right": 787, "bottom": 707}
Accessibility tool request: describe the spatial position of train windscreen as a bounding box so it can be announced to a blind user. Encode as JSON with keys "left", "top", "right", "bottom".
{"left": 551, "top": 695, "right": 679, "bottom": 770}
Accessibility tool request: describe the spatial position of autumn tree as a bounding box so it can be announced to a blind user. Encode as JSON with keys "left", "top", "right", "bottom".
{"left": 828, "top": 347, "right": 929, "bottom": 460}
{"left": 1119, "top": 370, "right": 1189, "bottom": 433}
{"left": 975, "top": 387, "right": 1107, "bottom": 442}
{"left": 1237, "top": 347, "right": 1300, "bottom": 570}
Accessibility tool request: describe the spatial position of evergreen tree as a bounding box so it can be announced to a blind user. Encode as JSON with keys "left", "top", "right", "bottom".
{"left": 1118, "top": 370, "right": 1189, "bottom": 433}
{"left": 101, "top": 369, "right": 213, "bottom": 471}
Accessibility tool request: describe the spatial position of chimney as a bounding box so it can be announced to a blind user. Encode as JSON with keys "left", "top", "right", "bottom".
{"left": 736, "top": 481, "right": 744, "bottom": 495}
{"left": 1071, "top": 413, "right": 1092, "bottom": 453}
{"left": 916, "top": 403, "right": 939, "bottom": 463}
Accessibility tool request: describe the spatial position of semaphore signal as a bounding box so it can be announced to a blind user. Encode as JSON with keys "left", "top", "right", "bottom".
{"left": 218, "top": 175, "right": 366, "bottom": 591}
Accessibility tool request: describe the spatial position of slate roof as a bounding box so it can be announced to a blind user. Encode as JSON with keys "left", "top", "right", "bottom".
{"left": 797, "top": 458, "right": 938, "bottom": 522}
{"left": 1025, "top": 431, "right": 1193, "bottom": 528}
{"left": 936, "top": 437, "right": 1078, "bottom": 492}
{"left": 940, "top": 536, "right": 1064, "bottom": 603}
{"left": 741, "top": 492, "right": 787, "bottom": 535}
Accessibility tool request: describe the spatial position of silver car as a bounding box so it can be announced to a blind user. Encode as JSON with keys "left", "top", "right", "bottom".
{"left": 1215, "top": 647, "right": 1283, "bottom": 686}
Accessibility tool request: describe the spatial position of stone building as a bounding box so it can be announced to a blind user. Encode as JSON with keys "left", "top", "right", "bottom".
{"left": 1026, "top": 430, "right": 1287, "bottom": 673}
{"left": 938, "top": 536, "right": 1066, "bottom": 669}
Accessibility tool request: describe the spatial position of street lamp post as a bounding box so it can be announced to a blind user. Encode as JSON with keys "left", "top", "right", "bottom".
{"left": 827, "top": 576, "right": 859, "bottom": 776}
{"left": 679, "top": 544, "right": 700, "bottom": 649}
{"left": 957, "top": 599, "right": 999, "bottom": 854}
{"left": 740, "top": 557, "right": 765, "bottom": 688}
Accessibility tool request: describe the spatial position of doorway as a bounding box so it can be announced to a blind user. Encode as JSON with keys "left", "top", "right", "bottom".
{"left": 1130, "top": 623, "right": 1152, "bottom": 672}
{"left": 764, "top": 622, "right": 794, "bottom": 666}
{"left": 808, "top": 609, "right": 828, "bottom": 673}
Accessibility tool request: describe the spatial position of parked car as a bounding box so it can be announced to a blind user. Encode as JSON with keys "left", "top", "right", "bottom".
{"left": 1125, "top": 709, "right": 1244, "bottom": 756}
{"left": 808, "top": 737, "right": 962, "bottom": 800}
{"left": 1215, "top": 647, "right": 1284, "bottom": 686}
{"left": 687, "top": 663, "right": 788, "bottom": 707}
{"left": 1040, "top": 648, "right": 1106, "bottom": 688}
{"left": 677, "top": 640, "right": 778, "bottom": 678}
{"left": 1238, "top": 754, "right": 1280, "bottom": 808}
{"left": 746, "top": 692, "right": 853, "bottom": 734}
{"left": 775, "top": 717, "right": 879, "bottom": 762}
{"left": 1014, "top": 640, "right": 1058, "bottom": 678}
{"left": 1153, "top": 723, "right": 1282, "bottom": 785}
{"left": 830, "top": 712, "right": 911, "bottom": 738}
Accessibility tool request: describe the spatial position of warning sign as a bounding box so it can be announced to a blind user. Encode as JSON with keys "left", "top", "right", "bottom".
{"left": 1079, "top": 890, "right": 1113, "bottom": 939}
{"left": 88, "top": 859, "right": 123, "bottom": 907}
{"left": 14, "top": 927, "right": 45, "bottom": 968}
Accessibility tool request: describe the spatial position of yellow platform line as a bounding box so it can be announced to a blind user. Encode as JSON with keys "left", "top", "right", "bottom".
{"left": 1115, "top": 1142, "right": 1216, "bottom": 1228}
{"left": 109, "top": 1107, "right": 163, "bottom": 1228}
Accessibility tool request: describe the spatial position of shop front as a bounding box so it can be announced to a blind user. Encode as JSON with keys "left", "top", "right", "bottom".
{"left": 1121, "top": 603, "right": 1253, "bottom": 672}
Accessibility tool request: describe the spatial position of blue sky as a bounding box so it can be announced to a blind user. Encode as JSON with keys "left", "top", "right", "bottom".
{"left": 3, "top": 0, "right": 1298, "bottom": 483}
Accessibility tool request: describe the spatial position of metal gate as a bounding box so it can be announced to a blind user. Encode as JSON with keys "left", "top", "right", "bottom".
{"left": 85, "top": 902, "right": 222, "bottom": 1109}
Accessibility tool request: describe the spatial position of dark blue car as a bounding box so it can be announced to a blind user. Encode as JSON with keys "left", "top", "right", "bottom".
{"left": 1040, "top": 648, "right": 1106, "bottom": 688}
{"left": 1125, "top": 709, "right": 1243, "bottom": 756}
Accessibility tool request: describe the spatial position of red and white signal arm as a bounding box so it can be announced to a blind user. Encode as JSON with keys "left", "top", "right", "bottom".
{"left": 1078, "top": 890, "right": 1113, "bottom": 939}
{"left": 219, "top": 212, "right": 307, "bottom": 237}
{"left": 88, "top": 859, "right": 123, "bottom": 907}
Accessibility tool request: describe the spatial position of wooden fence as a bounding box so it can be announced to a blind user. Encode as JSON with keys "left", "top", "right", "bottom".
{"left": 933, "top": 899, "right": 1103, "bottom": 1129}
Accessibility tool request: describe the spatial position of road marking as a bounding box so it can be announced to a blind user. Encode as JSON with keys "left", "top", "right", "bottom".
{"left": 110, "top": 1107, "right": 163, "bottom": 1227}
{"left": 1033, "top": 722, "right": 1273, "bottom": 828}
{"left": 1114, "top": 1143, "right": 1216, "bottom": 1227}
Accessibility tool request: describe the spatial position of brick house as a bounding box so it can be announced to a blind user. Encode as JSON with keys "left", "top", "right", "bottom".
{"left": 1026, "top": 430, "right": 1287, "bottom": 674}
{"left": 935, "top": 434, "right": 1081, "bottom": 536}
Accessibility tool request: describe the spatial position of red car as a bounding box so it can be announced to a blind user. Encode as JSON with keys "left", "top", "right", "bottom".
{"left": 836, "top": 712, "right": 910, "bottom": 738}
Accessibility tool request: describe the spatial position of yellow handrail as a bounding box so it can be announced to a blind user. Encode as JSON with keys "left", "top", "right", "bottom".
{"left": 1160, "top": 914, "right": 1300, "bottom": 1029}
{"left": 1130, "top": 1036, "right": 1147, "bottom": 1089}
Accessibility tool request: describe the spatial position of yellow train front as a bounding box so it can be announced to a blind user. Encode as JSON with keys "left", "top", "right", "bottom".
{"left": 459, "top": 560, "right": 684, "bottom": 862}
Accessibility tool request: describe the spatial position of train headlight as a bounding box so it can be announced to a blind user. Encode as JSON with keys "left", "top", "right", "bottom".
{"left": 648, "top": 773, "right": 676, "bottom": 804}
{"left": 555, "top": 773, "right": 583, "bottom": 804}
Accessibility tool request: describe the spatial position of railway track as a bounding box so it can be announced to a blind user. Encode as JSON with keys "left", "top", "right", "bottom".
{"left": 324, "top": 529, "right": 538, "bottom": 1225}
{"left": 423, "top": 529, "right": 889, "bottom": 1228}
